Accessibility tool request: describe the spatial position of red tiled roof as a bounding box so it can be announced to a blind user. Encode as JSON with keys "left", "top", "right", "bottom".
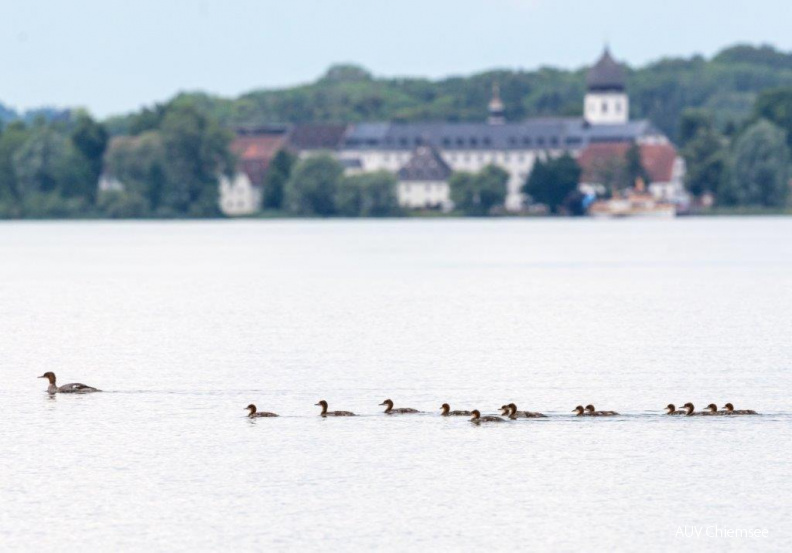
{"left": 579, "top": 142, "right": 677, "bottom": 184}
{"left": 640, "top": 144, "right": 677, "bottom": 183}
{"left": 230, "top": 134, "right": 287, "bottom": 185}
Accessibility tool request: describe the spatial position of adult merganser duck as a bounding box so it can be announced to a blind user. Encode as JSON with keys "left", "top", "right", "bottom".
{"left": 702, "top": 403, "right": 724, "bottom": 415}
{"left": 722, "top": 403, "right": 758, "bottom": 415}
{"left": 470, "top": 410, "right": 505, "bottom": 423}
{"left": 38, "top": 372, "right": 100, "bottom": 394}
{"left": 379, "top": 399, "right": 419, "bottom": 414}
{"left": 664, "top": 404, "right": 684, "bottom": 415}
{"left": 584, "top": 404, "right": 619, "bottom": 416}
{"left": 245, "top": 404, "right": 278, "bottom": 418}
{"left": 315, "top": 400, "right": 356, "bottom": 417}
{"left": 573, "top": 405, "right": 590, "bottom": 416}
{"left": 507, "top": 403, "right": 546, "bottom": 419}
{"left": 440, "top": 403, "right": 471, "bottom": 416}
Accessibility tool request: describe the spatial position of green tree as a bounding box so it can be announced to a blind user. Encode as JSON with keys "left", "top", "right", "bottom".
{"left": 448, "top": 172, "right": 475, "bottom": 211}
{"left": 625, "top": 143, "right": 650, "bottom": 188}
{"left": 320, "top": 64, "right": 373, "bottom": 83}
{"left": 103, "top": 44, "right": 792, "bottom": 141}
{"left": 523, "top": 153, "right": 581, "bottom": 213}
{"left": 97, "top": 190, "right": 150, "bottom": 218}
{"left": 129, "top": 104, "right": 166, "bottom": 135}
{"left": 12, "top": 126, "right": 71, "bottom": 197}
{"left": 754, "top": 87, "right": 792, "bottom": 146}
{"left": 683, "top": 127, "right": 728, "bottom": 197}
{"left": 284, "top": 155, "right": 344, "bottom": 216}
{"left": 70, "top": 112, "right": 108, "bottom": 203}
{"left": 336, "top": 171, "right": 400, "bottom": 217}
{"left": 19, "top": 192, "right": 87, "bottom": 218}
{"left": 450, "top": 164, "right": 509, "bottom": 215}
{"left": 678, "top": 108, "right": 715, "bottom": 147}
{"left": 105, "top": 132, "right": 167, "bottom": 213}
{"left": 720, "top": 120, "right": 789, "bottom": 207}
{"left": 0, "top": 121, "right": 29, "bottom": 204}
{"left": 159, "top": 103, "right": 234, "bottom": 216}
{"left": 263, "top": 149, "right": 296, "bottom": 210}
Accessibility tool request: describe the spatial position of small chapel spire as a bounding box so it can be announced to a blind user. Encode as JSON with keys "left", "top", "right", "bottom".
{"left": 488, "top": 82, "right": 506, "bottom": 125}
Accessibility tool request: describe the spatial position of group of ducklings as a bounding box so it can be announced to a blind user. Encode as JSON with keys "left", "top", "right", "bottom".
{"left": 665, "top": 403, "right": 758, "bottom": 416}
{"left": 36, "top": 373, "right": 759, "bottom": 422}
{"left": 245, "top": 399, "right": 759, "bottom": 421}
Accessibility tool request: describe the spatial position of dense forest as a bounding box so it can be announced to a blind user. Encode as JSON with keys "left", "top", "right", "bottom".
{"left": 102, "top": 44, "right": 792, "bottom": 141}
{"left": 1, "top": 43, "right": 792, "bottom": 218}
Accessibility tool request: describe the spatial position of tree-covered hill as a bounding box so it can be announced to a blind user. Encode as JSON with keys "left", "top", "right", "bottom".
{"left": 102, "top": 44, "right": 792, "bottom": 142}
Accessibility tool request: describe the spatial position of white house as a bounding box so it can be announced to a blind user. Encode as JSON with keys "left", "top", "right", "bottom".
{"left": 396, "top": 145, "right": 453, "bottom": 210}
{"left": 218, "top": 171, "right": 261, "bottom": 216}
{"left": 218, "top": 126, "right": 288, "bottom": 216}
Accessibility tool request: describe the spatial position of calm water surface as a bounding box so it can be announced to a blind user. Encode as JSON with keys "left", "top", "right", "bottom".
{"left": 0, "top": 219, "right": 790, "bottom": 552}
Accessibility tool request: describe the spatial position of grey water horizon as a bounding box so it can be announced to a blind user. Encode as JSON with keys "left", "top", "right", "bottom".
{"left": 1, "top": 218, "right": 790, "bottom": 551}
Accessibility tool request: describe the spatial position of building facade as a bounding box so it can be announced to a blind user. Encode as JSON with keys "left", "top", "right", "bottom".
{"left": 219, "top": 126, "right": 288, "bottom": 215}
{"left": 214, "top": 48, "right": 686, "bottom": 215}
{"left": 396, "top": 145, "right": 453, "bottom": 210}
{"left": 331, "top": 48, "right": 682, "bottom": 211}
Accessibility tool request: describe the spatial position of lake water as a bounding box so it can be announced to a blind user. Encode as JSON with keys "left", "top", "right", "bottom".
{"left": 0, "top": 218, "right": 790, "bottom": 552}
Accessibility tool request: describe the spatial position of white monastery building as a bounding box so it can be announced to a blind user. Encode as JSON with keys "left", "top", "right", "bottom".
{"left": 332, "top": 48, "right": 684, "bottom": 211}
{"left": 209, "top": 48, "right": 686, "bottom": 215}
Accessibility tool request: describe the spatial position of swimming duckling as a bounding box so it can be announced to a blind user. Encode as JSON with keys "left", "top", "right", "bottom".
{"left": 245, "top": 404, "right": 278, "bottom": 418}
{"left": 500, "top": 405, "right": 512, "bottom": 416}
{"left": 38, "top": 372, "right": 100, "bottom": 394}
{"left": 508, "top": 403, "right": 546, "bottom": 419}
{"left": 702, "top": 403, "right": 724, "bottom": 416}
{"left": 681, "top": 402, "right": 702, "bottom": 416}
{"left": 722, "top": 403, "right": 758, "bottom": 415}
{"left": 315, "top": 400, "right": 356, "bottom": 417}
{"left": 380, "top": 399, "right": 419, "bottom": 414}
{"left": 440, "top": 403, "right": 471, "bottom": 416}
{"left": 665, "top": 404, "right": 684, "bottom": 415}
{"left": 584, "top": 404, "right": 619, "bottom": 416}
{"left": 573, "top": 405, "right": 590, "bottom": 416}
{"left": 470, "top": 410, "right": 505, "bottom": 423}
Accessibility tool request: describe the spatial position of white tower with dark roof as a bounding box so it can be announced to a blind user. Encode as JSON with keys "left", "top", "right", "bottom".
{"left": 585, "top": 47, "right": 628, "bottom": 125}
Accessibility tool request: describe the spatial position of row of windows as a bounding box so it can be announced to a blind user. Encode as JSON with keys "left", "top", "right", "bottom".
{"left": 588, "top": 100, "right": 624, "bottom": 114}
{"left": 401, "top": 183, "right": 447, "bottom": 194}
{"left": 380, "top": 151, "right": 551, "bottom": 165}
{"left": 223, "top": 200, "right": 251, "bottom": 210}
{"left": 347, "top": 135, "right": 582, "bottom": 149}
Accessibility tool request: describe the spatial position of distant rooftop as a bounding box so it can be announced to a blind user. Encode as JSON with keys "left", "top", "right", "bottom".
{"left": 398, "top": 145, "right": 452, "bottom": 182}
{"left": 579, "top": 141, "right": 678, "bottom": 184}
{"left": 231, "top": 133, "right": 287, "bottom": 185}
{"left": 287, "top": 124, "right": 348, "bottom": 151}
{"left": 587, "top": 47, "right": 627, "bottom": 92}
{"left": 343, "top": 119, "right": 661, "bottom": 152}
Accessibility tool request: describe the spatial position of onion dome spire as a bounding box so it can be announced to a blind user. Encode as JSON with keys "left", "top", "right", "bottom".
{"left": 586, "top": 47, "right": 626, "bottom": 92}
{"left": 488, "top": 82, "right": 506, "bottom": 125}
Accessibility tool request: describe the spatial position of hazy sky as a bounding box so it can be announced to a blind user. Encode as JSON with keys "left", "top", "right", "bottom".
{"left": 2, "top": 0, "right": 792, "bottom": 117}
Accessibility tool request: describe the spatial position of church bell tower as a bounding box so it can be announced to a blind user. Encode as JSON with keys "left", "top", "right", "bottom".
{"left": 584, "top": 47, "right": 628, "bottom": 125}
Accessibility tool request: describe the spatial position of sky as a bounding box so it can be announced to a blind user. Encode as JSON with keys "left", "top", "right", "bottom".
{"left": 2, "top": 0, "right": 792, "bottom": 118}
